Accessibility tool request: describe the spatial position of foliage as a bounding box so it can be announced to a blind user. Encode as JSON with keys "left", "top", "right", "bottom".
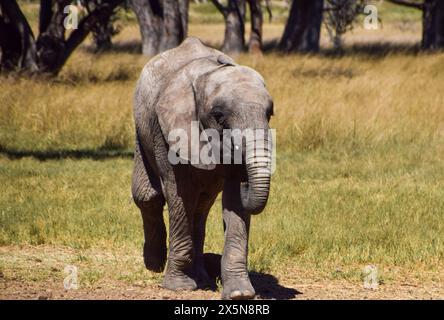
{"left": 324, "top": 0, "right": 368, "bottom": 49}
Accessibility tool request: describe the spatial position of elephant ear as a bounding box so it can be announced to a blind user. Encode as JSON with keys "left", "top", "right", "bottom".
{"left": 216, "top": 54, "right": 236, "bottom": 66}
{"left": 156, "top": 69, "right": 217, "bottom": 170}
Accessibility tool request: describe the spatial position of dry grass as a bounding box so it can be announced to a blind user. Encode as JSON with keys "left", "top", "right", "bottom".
{"left": 1, "top": 2, "right": 444, "bottom": 298}
{"left": 2, "top": 45, "right": 444, "bottom": 156}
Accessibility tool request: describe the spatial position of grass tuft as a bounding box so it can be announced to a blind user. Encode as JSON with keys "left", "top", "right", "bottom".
{"left": 1, "top": 3, "right": 444, "bottom": 286}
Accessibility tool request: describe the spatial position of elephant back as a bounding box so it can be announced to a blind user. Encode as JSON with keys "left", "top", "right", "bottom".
{"left": 134, "top": 37, "right": 228, "bottom": 116}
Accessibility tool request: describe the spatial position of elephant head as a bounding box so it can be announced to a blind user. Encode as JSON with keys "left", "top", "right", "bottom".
{"left": 156, "top": 53, "right": 274, "bottom": 215}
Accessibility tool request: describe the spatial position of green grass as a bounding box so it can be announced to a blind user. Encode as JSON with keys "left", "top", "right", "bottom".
{"left": 1, "top": 143, "right": 443, "bottom": 276}
{"left": 1, "top": 2, "right": 443, "bottom": 288}
{"left": 378, "top": 2, "right": 422, "bottom": 23}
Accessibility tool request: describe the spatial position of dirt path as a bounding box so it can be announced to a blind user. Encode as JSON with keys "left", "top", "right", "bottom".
{"left": 2, "top": 272, "right": 443, "bottom": 300}
{"left": 1, "top": 246, "right": 443, "bottom": 300}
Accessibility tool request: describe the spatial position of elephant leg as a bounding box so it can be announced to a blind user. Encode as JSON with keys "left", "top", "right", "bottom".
{"left": 139, "top": 198, "right": 166, "bottom": 273}
{"left": 221, "top": 179, "right": 255, "bottom": 300}
{"left": 192, "top": 194, "right": 217, "bottom": 289}
{"left": 162, "top": 175, "right": 199, "bottom": 291}
{"left": 132, "top": 141, "right": 166, "bottom": 273}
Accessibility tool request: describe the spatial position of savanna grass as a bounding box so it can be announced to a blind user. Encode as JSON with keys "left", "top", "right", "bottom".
{"left": 1, "top": 2, "right": 443, "bottom": 285}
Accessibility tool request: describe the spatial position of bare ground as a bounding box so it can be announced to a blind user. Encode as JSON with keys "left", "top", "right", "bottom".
{"left": 2, "top": 273, "right": 443, "bottom": 300}
{"left": 1, "top": 246, "right": 443, "bottom": 300}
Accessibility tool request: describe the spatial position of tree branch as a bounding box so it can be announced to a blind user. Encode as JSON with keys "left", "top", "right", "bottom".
{"left": 39, "top": 0, "right": 53, "bottom": 34}
{"left": 386, "top": 0, "right": 423, "bottom": 10}
{"left": 233, "top": 0, "right": 245, "bottom": 24}
{"left": 264, "top": 0, "right": 272, "bottom": 22}
{"left": 60, "top": 0, "right": 122, "bottom": 72}
{"left": 210, "top": 0, "right": 226, "bottom": 15}
{"left": 0, "top": 0, "right": 38, "bottom": 71}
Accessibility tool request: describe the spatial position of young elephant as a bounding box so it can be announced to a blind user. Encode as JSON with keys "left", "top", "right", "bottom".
{"left": 132, "top": 37, "right": 274, "bottom": 300}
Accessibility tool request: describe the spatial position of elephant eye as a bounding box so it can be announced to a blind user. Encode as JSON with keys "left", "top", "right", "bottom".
{"left": 211, "top": 107, "right": 225, "bottom": 125}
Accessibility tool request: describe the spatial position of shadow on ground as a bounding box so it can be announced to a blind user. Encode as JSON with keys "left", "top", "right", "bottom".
{"left": 82, "top": 41, "right": 142, "bottom": 55}
{"left": 204, "top": 253, "right": 300, "bottom": 300}
{"left": 250, "top": 272, "right": 301, "bottom": 299}
{"left": 0, "top": 145, "right": 133, "bottom": 161}
{"left": 263, "top": 39, "right": 421, "bottom": 58}
{"left": 81, "top": 38, "right": 422, "bottom": 59}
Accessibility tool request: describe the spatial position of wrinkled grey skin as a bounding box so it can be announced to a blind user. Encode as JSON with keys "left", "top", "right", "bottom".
{"left": 132, "top": 37, "right": 273, "bottom": 300}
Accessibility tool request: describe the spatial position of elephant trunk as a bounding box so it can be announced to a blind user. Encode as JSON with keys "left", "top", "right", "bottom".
{"left": 240, "top": 134, "right": 272, "bottom": 215}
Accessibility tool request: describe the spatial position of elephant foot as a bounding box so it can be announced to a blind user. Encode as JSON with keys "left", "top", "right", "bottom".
{"left": 222, "top": 277, "right": 256, "bottom": 300}
{"left": 163, "top": 269, "right": 197, "bottom": 291}
{"left": 143, "top": 241, "right": 167, "bottom": 273}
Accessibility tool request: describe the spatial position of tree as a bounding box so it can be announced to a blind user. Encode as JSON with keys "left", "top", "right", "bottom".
{"left": 247, "top": 0, "right": 263, "bottom": 54}
{"left": 387, "top": 0, "right": 444, "bottom": 50}
{"left": 211, "top": 0, "right": 271, "bottom": 54}
{"left": 279, "top": 0, "right": 324, "bottom": 52}
{"left": 129, "top": 0, "right": 189, "bottom": 56}
{"left": 323, "top": 0, "right": 366, "bottom": 50}
{"left": 211, "top": 0, "right": 246, "bottom": 53}
{"left": 422, "top": 0, "right": 444, "bottom": 49}
{"left": 84, "top": 0, "right": 122, "bottom": 52}
{"left": 0, "top": 0, "right": 123, "bottom": 75}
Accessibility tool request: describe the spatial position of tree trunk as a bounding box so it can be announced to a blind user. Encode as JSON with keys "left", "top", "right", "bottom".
{"left": 247, "top": 0, "right": 263, "bottom": 55}
{"left": 422, "top": 0, "right": 444, "bottom": 50}
{"left": 39, "top": 0, "right": 53, "bottom": 35}
{"left": 0, "top": 0, "right": 38, "bottom": 72}
{"left": 211, "top": 0, "right": 246, "bottom": 53}
{"left": 223, "top": 0, "right": 246, "bottom": 53}
{"left": 92, "top": 15, "right": 114, "bottom": 52}
{"left": 89, "top": 0, "right": 119, "bottom": 52}
{"left": 179, "top": 0, "right": 189, "bottom": 39}
{"left": 129, "top": 0, "right": 163, "bottom": 55}
{"left": 130, "top": 0, "right": 188, "bottom": 56}
{"left": 0, "top": 0, "right": 122, "bottom": 75}
{"left": 279, "top": 0, "right": 324, "bottom": 53}
{"left": 160, "top": 0, "right": 188, "bottom": 51}
{"left": 36, "top": 0, "right": 70, "bottom": 73}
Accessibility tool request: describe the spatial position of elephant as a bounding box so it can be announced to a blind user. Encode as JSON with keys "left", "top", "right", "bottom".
{"left": 131, "top": 37, "right": 274, "bottom": 300}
